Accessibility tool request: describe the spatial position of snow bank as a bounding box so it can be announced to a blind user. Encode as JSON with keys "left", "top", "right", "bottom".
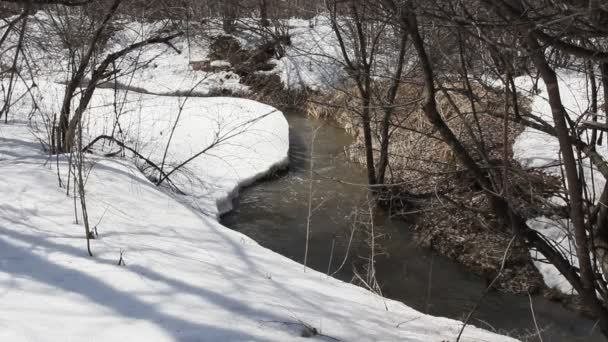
{"left": 108, "top": 37, "right": 248, "bottom": 96}
{"left": 0, "top": 148, "right": 517, "bottom": 342}
{"left": 527, "top": 217, "right": 579, "bottom": 294}
{"left": 514, "top": 71, "right": 607, "bottom": 294}
{"left": 3, "top": 79, "right": 288, "bottom": 218}
{"left": 103, "top": 19, "right": 248, "bottom": 95}
{"left": 275, "top": 17, "right": 347, "bottom": 91}
{"left": 85, "top": 93, "right": 290, "bottom": 217}
{"left": 513, "top": 72, "right": 605, "bottom": 175}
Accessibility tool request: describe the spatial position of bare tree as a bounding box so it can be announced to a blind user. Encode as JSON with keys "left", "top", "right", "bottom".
{"left": 378, "top": 0, "right": 608, "bottom": 335}
{"left": 50, "top": 0, "right": 183, "bottom": 152}
{"left": 324, "top": 0, "right": 412, "bottom": 186}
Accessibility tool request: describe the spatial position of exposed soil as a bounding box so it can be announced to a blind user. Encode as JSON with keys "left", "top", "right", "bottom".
{"left": 192, "top": 35, "right": 307, "bottom": 108}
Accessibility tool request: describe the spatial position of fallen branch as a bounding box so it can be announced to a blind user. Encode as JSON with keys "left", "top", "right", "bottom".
{"left": 82, "top": 135, "right": 183, "bottom": 194}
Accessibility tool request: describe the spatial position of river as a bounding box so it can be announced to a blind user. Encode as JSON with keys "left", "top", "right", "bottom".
{"left": 221, "top": 110, "right": 603, "bottom": 342}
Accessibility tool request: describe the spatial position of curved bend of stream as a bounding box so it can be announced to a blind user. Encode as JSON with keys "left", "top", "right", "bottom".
{"left": 221, "top": 110, "right": 603, "bottom": 342}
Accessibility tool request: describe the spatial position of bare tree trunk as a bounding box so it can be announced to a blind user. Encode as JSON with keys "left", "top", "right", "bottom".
{"left": 376, "top": 31, "right": 408, "bottom": 185}
{"left": 0, "top": 1, "right": 31, "bottom": 123}
{"left": 361, "top": 94, "right": 376, "bottom": 185}
{"left": 260, "top": 0, "right": 269, "bottom": 27}
{"left": 221, "top": 0, "right": 237, "bottom": 33}
{"left": 595, "top": 182, "right": 608, "bottom": 285}
{"left": 485, "top": 0, "right": 608, "bottom": 331}
{"left": 326, "top": 0, "right": 379, "bottom": 186}
{"left": 525, "top": 35, "right": 598, "bottom": 302}
{"left": 600, "top": 63, "right": 608, "bottom": 146}
{"left": 76, "top": 116, "right": 93, "bottom": 256}
{"left": 588, "top": 61, "right": 598, "bottom": 147}
{"left": 57, "top": 0, "right": 122, "bottom": 152}
{"left": 594, "top": 62, "right": 608, "bottom": 300}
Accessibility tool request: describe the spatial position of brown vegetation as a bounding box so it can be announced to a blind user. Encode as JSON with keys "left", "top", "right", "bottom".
{"left": 196, "top": 35, "right": 306, "bottom": 108}
{"left": 307, "top": 79, "right": 561, "bottom": 293}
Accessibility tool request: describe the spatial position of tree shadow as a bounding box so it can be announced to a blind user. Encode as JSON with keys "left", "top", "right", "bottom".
{"left": 0, "top": 216, "right": 387, "bottom": 340}
{"left": 0, "top": 136, "right": 45, "bottom": 160}
{"left": 0, "top": 226, "right": 282, "bottom": 341}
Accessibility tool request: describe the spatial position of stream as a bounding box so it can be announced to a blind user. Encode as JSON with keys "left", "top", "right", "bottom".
{"left": 221, "top": 110, "right": 604, "bottom": 342}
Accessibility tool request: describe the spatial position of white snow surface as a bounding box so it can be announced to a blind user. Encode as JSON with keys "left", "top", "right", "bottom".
{"left": 210, "top": 60, "right": 231, "bottom": 68}
{"left": 0, "top": 11, "right": 517, "bottom": 342}
{"left": 527, "top": 217, "right": 579, "bottom": 294}
{"left": 105, "top": 20, "right": 248, "bottom": 96}
{"left": 275, "top": 17, "right": 347, "bottom": 91}
{"left": 513, "top": 71, "right": 607, "bottom": 294}
{"left": 0, "top": 12, "right": 248, "bottom": 96}
{"left": 0, "top": 97, "right": 517, "bottom": 342}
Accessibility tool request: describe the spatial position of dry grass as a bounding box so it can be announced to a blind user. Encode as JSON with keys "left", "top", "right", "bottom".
{"left": 306, "top": 79, "right": 556, "bottom": 293}
{"left": 189, "top": 60, "right": 231, "bottom": 72}
{"left": 306, "top": 79, "right": 525, "bottom": 188}
{"left": 198, "top": 35, "right": 307, "bottom": 109}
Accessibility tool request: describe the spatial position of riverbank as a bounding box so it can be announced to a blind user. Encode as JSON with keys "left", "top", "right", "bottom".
{"left": 203, "top": 17, "right": 591, "bottom": 314}
{"left": 223, "top": 109, "right": 605, "bottom": 341}
{"left": 302, "top": 82, "right": 555, "bottom": 295}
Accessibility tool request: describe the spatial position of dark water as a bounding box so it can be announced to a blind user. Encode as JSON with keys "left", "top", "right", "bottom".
{"left": 222, "top": 110, "right": 604, "bottom": 342}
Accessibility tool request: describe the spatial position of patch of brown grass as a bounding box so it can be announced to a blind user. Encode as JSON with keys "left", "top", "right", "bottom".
{"left": 307, "top": 78, "right": 557, "bottom": 293}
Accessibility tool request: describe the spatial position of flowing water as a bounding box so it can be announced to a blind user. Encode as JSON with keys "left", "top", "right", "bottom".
{"left": 222, "top": 110, "right": 604, "bottom": 342}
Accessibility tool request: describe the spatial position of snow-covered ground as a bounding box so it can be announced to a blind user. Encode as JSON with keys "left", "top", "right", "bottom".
{"left": 0, "top": 12, "right": 248, "bottom": 96}
{"left": 514, "top": 72, "right": 608, "bottom": 294}
{"left": 0, "top": 10, "right": 519, "bottom": 342}
{"left": 275, "top": 17, "right": 347, "bottom": 91}
{"left": 5, "top": 78, "right": 286, "bottom": 218}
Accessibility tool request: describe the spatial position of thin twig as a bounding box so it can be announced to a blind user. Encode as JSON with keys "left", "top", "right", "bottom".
{"left": 528, "top": 291, "right": 544, "bottom": 342}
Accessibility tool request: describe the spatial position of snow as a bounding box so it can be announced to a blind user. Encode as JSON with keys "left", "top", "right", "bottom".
{"left": 275, "top": 17, "right": 347, "bottom": 91}
{"left": 0, "top": 96, "right": 516, "bottom": 342}
{"left": 0, "top": 10, "right": 518, "bottom": 342}
{"left": 0, "top": 12, "right": 248, "bottom": 96}
{"left": 82, "top": 91, "right": 288, "bottom": 218}
{"left": 513, "top": 71, "right": 608, "bottom": 294}
{"left": 106, "top": 21, "right": 248, "bottom": 96}
{"left": 527, "top": 217, "right": 578, "bottom": 294}
{"left": 110, "top": 41, "right": 247, "bottom": 96}
{"left": 210, "top": 60, "right": 231, "bottom": 68}
{"left": 1, "top": 78, "right": 287, "bottom": 218}
{"left": 513, "top": 72, "right": 606, "bottom": 177}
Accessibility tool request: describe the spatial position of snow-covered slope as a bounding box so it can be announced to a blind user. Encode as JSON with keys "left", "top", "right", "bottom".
{"left": 0, "top": 103, "right": 516, "bottom": 342}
